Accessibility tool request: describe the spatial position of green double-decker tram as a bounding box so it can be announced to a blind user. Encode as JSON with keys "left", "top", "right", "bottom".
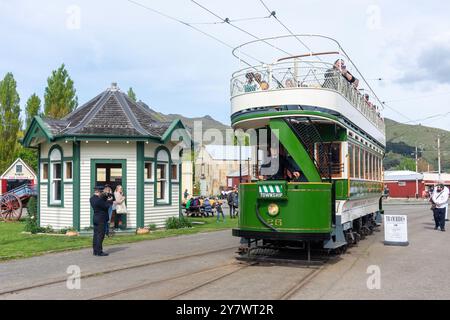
{"left": 230, "top": 35, "right": 385, "bottom": 253}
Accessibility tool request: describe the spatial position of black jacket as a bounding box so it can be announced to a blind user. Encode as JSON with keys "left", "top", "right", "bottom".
{"left": 90, "top": 195, "right": 110, "bottom": 222}
{"left": 261, "top": 154, "right": 301, "bottom": 181}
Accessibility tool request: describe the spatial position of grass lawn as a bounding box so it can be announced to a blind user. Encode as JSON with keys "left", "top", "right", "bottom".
{"left": 0, "top": 217, "right": 237, "bottom": 262}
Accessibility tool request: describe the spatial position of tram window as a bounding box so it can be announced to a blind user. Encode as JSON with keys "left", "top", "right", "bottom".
{"left": 354, "top": 146, "right": 360, "bottom": 179}
{"left": 374, "top": 154, "right": 377, "bottom": 181}
{"left": 365, "top": 151, "right": 370, "bottom": 180}
{"left": 317, "top": 143, "right": 342, "bottom": 176}
{"left": 348, "top": 144, "right": 354, "bottom": 178}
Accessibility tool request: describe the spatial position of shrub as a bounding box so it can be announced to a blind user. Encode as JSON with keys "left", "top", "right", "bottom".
{"left": 24, "top": 196, "right": 43, "bottom": 234}
{"left": 148, "top": 223, "right": 157, "bottom": 231}
{"left": 165, "top": 216, "right": 192, "bottom": 229}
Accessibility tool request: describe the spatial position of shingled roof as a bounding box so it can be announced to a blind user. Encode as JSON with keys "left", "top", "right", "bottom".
{"left": 22, "top": 83, "right": 187, "bottom": 147}
{"left": 41, "top": 83, "right": 175, "bottom": 138}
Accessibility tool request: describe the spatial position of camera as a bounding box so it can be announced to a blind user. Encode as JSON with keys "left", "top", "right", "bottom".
{"left": 102, "top": 192, "right": 113, "bottom": 200}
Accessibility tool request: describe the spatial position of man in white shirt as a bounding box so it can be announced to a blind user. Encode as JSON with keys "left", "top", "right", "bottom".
{"left": 444, "top": 186, "right": 449, "bottom": 221}
{"left": 431, "top": 184, "right": 449, "bottom": 231}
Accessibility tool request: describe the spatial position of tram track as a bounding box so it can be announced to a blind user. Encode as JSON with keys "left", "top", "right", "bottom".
{"left": 277, "top": 266, "right": 325, "bottom": 300}
{"left": 0, "top": 245, "right": 238, "bottom": 296}
{"left": 91, "top": 261, "right": 250, "bottom": 300}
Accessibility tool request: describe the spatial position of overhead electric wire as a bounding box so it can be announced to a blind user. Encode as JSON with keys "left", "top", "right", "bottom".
{"left": 382, "top": 90, "right": 450, "bottom": 104}
{"left": 258, "top": 0, "right": 319, "bottom": 61}
{"left": 125, "top": 0, "right": 263, "bottom": 66}
{"left": 190, "top": 0, "right": 293, "bottom": 57}
{"left": 189, "top": 14, "right": 273, "bottom": 25}
{"left": 382, "top": 102, "right": 414, "bottom": 122}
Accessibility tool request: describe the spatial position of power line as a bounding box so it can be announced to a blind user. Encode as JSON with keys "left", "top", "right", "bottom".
{"left": 125, "top": 0, "right": 263, "bottom": 66}
{"left": 382, "top": 102, "right": 414, "bottom": 122}
{"left": 258, "top": 0, "right": 320, "bottom": 61}
{"left": 382, "top": 90, "right": 450, "bottom": 104}
{"left": 189, "top": 14, "right": 273, "bottom": 25}
{"left": 190, "top": 0, "right": 293, "bottom": 57}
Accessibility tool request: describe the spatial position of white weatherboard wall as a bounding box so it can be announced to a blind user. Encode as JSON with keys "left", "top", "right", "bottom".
{"left": 143, "top": 142, "right": 181, "bottom": 228}
{"left": 40, "top": 183, "right": 73, "bottom": 229}
{"left": 143, "top": 184, "right": 180, "bottom": 228}
{"left": 41, "top": 142, "right": 73, "bottom": 158}
{"left": 79, "top": 141, "right": 137, "bottom": 229}
{"left": 39, "top": 142, "right": 74, "bottom": 229}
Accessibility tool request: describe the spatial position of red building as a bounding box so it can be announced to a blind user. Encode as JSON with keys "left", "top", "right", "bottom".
{"left": 384, "top": 170, "right": 425, "bottom": 198}
{"left": 226, "top": 167, "right": 251, "bottom": 189}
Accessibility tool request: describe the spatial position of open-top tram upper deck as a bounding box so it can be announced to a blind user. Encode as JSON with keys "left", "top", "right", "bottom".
{"left": 229, "top": 35, "right": 386, "bottom": 147}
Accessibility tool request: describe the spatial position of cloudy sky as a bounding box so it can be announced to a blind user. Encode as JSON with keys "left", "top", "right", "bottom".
{"left": 1, "top": 0, "right": 449, "bottom": 131}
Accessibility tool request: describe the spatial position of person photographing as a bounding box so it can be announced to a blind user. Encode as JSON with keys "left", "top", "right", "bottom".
{"left": 90, "top": 186, "right": 113, "bottom": 256}
{"left": 431, "top": 183, "right": 449, "bottom": 232}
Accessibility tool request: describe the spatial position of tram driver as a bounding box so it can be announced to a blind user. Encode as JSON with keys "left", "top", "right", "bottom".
{"left": 259, "top": 145, "right": 305, "bottom": 182}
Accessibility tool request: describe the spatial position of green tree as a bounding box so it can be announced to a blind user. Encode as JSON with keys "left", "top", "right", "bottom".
{"left": 0, "top": 73, "right": 22, "bottom": 172}
{"left": 44, "top": 64, "right": 78, "bottom": 118}
{"left": 395, "top": 157, "right": 416, "bottom": 171}
{"left": 25, "top": 93, "right": 41, "bottom": 129}
{"left": 15, "top": 147, "right": 38, "bottom": 172}
{"left": 127, "top": 87, "right": 137, "bottom": 102}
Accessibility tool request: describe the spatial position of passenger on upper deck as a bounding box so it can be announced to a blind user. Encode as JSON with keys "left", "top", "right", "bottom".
{"left": 244, "top": 72, "right": 258, "bottom": 92}
{"left": 254, "top": 73, "right": 269, "bottom": 90}
{"left": 324, "top": 59, "right": 359, "bottom": 90}
{"left": 364, "top": 93, "right": 374, "bottom": 110}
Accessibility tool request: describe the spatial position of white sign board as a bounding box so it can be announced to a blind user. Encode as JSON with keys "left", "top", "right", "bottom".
{"left": 384, "top": 215, "right": 409, "bottom": 246}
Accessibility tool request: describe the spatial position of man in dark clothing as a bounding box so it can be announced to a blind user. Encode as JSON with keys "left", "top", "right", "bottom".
{"left": 227, "top": 188, "right": 239, "bottom": 218}
{"left": 90, "top": 187, "right": 111, "bottom": 256}
{"left": 260, "top": 146, "right": 303, "bottom": 182}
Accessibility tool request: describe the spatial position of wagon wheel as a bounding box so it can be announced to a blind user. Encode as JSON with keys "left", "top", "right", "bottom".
{"left": 0, "top": 194, "right": 23, "bottom": 221}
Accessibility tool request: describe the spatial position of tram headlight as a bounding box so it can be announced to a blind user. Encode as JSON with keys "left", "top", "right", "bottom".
{"left": 267, "top": 203, "right": 279, "bottom": 217}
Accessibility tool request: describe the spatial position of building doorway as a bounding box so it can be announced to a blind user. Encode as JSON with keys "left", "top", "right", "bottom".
{"left": 90, "top": 159, "right": 127, "bottom": 228}
{"left": 95, "top": 163, "right": 123, "bottom": 191}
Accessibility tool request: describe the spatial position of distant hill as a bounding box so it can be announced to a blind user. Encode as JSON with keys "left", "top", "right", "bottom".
{"left": 137, "top": 101, "right": 231, "bottom": 141}
{"left": 385, "top": 118, "right": 450, "bottom": 171}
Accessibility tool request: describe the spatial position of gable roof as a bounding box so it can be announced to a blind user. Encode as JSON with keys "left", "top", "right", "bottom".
{"left": 22, "top": 84, "right": 186, "bottom": 147}
{"left": 1, "top": 158, "right": 36, "bottom": 179}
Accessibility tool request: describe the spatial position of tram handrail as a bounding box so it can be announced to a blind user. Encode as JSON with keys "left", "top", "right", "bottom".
{"left": 230, "top": 60, "right": 385, "bottom": 132}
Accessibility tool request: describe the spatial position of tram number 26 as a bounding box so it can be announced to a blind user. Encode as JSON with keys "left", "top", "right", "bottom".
{"left": 267, "top": 219, "right": 283, "bottom": 227}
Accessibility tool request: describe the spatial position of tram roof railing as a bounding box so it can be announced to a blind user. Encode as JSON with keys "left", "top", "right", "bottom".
{"left": 231, "top": 35, "right": 385, "bottom": 132}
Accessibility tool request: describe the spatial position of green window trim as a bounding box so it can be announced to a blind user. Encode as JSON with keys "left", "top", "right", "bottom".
{"left": 73, "top": 141, "right": 81, "bottom": 231}
{"left": 137, "top": 142, "right": 145, "bottom": 228}
{"left": 47, "top": 144, "right": 64, "bottom": 208}
{"left": 154, "top": 146, "right": 172, "bottom": 206}
{"left": 37, "top": 145, "right": 41, "bottom": 226}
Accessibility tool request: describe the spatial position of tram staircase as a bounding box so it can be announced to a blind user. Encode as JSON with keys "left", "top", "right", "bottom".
{"left": 284, "top": 118, "right": 332, "bottom": 180}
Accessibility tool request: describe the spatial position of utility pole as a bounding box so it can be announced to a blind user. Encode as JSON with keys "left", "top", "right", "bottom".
{"left": 438, "top": 136, "right": 441, "bottom": 182}
{"left": 239, "top": 140, "right": 242, "bottom": 183}
{"left": 415, "top": 144, "right": 419, "bottom": 199}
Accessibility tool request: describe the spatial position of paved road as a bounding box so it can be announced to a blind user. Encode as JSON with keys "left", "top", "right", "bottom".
{"left": 0, "top": 204, "right": 449, "bottom": 299}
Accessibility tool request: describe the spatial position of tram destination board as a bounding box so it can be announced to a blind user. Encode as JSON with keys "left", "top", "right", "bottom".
{"left": 257, "top": 181, "right": 287, "bottom": 200}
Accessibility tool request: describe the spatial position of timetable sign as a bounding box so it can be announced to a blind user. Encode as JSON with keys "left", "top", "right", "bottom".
{"left": 384, "top": 215, "right": 409, "bottom": 246}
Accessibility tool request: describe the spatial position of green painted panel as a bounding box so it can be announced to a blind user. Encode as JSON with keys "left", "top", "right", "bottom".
{"left": 238, "top": 183, "right": 332, "bottom": 234}
{"left": 349, "top": 180, "right": 384, "bottom": 199}
{"left": 136, "top": 142, "right": 144, "bottom": 228}
{"left": 269, "top": 119, "right": 321, "bottom": 183}
{"left": 73, "top": 142, "right": 81, "bottom": 230}
{"left": 334, "top": 179, "right": 349, "bottom": 200}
